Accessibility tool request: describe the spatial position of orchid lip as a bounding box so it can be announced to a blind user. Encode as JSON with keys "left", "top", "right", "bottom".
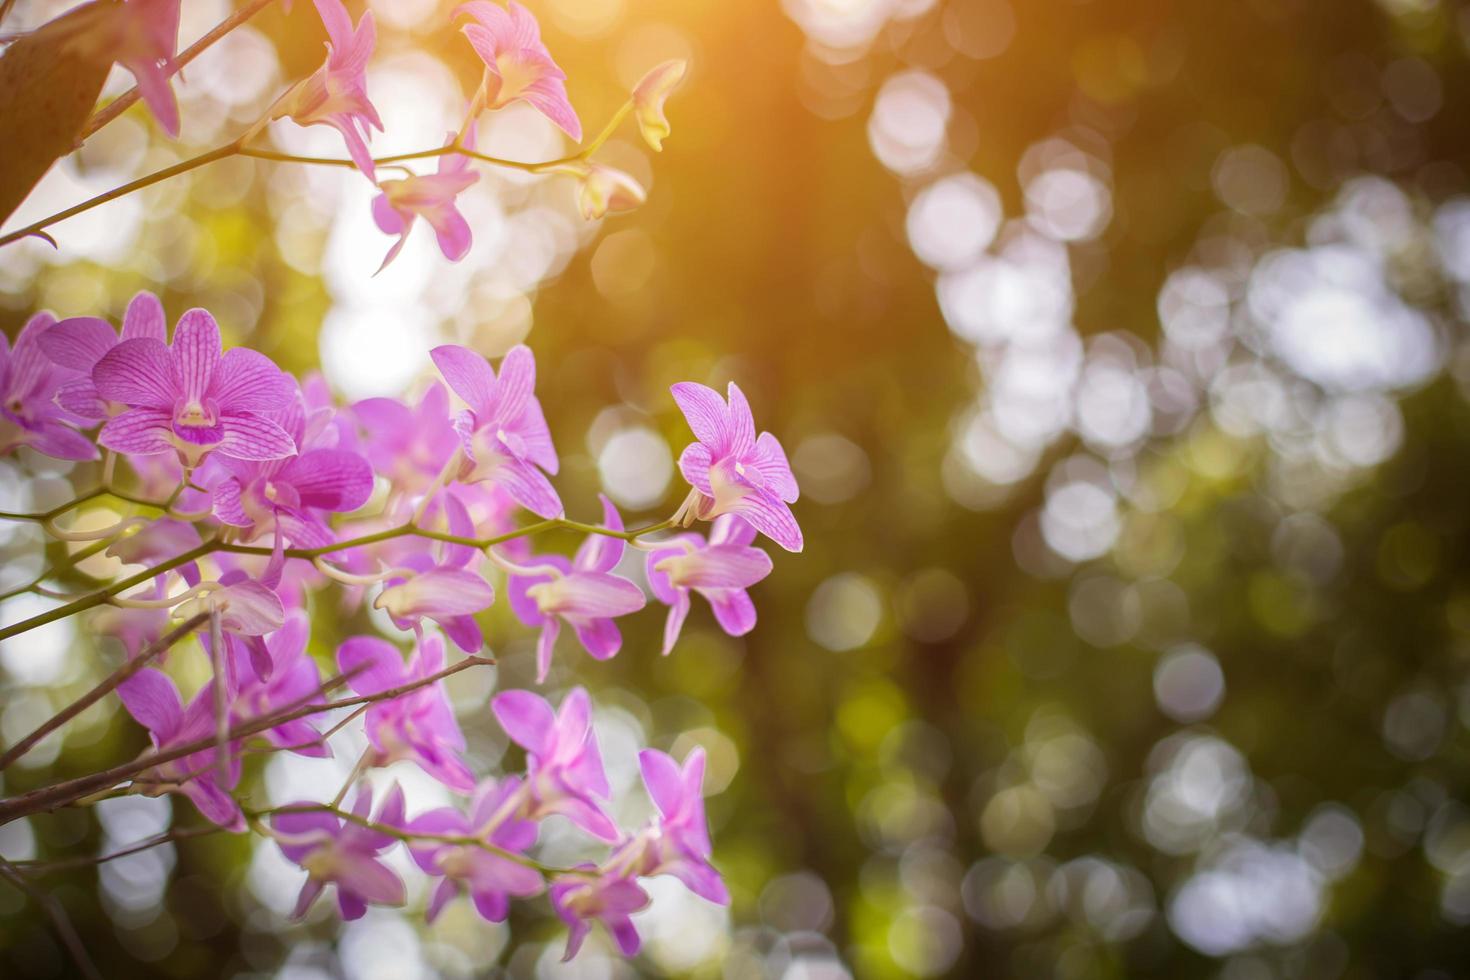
{"left": 173, "top": 397, "right": 219, "bottom": 428}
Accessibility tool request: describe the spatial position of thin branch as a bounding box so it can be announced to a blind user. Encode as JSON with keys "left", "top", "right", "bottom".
{"left": 14, "top": 826, "right": 221, "bottom": 876}
{"left": 0, "top": 856, "right": 103, "bottom": 980}
{"left": 0, "top": 539, "right": 218, "bottom": 643}
{"left": 0, "top": 514, "right": 674, "bottom": 644}
{"left": 3, "top": 93, "right": 639, "bottom": 251}
{"left": 0, "top": 655, "right": 495, "bottom": 826}
{"left": 253, "top": 802, "right": 575, "bottom": 877}
{"left": 0, "top": 140, "right": 241, "bottom": 248}
{"left": 81, "top": 0, "right": 278, "bottom": 139}
{"left": 0, "top": 612, "right": 209, "bottom": 771}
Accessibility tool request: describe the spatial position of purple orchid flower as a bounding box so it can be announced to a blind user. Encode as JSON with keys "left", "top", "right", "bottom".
{"left": 430, "top": 344, "right": 561, "bottom": 518}
{"left": 228, "top": 612, "right": 331, "bottom": 758}
{"left": 337, "top": 634, "right": 476, "bottom": 793}
{"left": 549, "top": 870, "right": 649, "bottom": 960}
{"left": 645, "top": 515, "right": 773, "bottom": 654}
{"left": 457, "top": 1, "right": 582, "bottom": 141}
{"left": 273, "top": 782, "right": 407, "bottom": 920}
{"left": 405, "top": 776, "right": 544, "bottom": 922}
{"left": 113, "top": 0, "right": 182, "bottom": 137}
{"left": 117, "top": 667, "right": 243, "bottom": 831}
{"left": 212, "top": 392, "right": 374, "bottom": 551}
{"left": 0, "top": 313, "right": 97, "bottom": 461}
{"left": 39, "top": 290, "right": 168, "bottom": 420}
{"left": 172, "top": 570, "right": 287, "bottom": 680}
{"left": 491, "top": 686, "right": 618, "bottom": 840}
{"left": 92, "top": 307, "right": 297, "bottom": 466}
{"left": 671, "top": 380, "right": 802, "bottom": 552}
{"left": 373, "top": 130, "right": 480, "bottom": 273}
{"left": 351, "top": 382, "right": 461, "bottom": 491}
{"left": 505, "top": 495, "right": 645, "bottom": 682}
{"left": 270, "top": 0, "right": 383, "bottom": 180}
{"left": 374, "top": 490, "right": 494, "bottom": 652}
{"left": 629, "top": 747, "right": 728, "bottom": 904}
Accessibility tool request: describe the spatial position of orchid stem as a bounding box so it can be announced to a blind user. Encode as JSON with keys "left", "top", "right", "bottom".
{"left": 0, "top": 656, "right": 495, "bottom": 826}
{"left": 0, "top": 141, "right": 243, "bottom": 248}
{"left": 2, "top": 97, "right": 640, "bottom": 250}
{"left": 0, "top": 516, "right": 671, "bottom": 643}
{"left": 0, "top": 612, "right": 208, "bottom": 771}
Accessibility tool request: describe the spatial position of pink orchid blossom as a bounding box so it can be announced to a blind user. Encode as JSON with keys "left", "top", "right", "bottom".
{"left": 40, "top": 290, "right": 168, "bottom": 420}
{"left": 575, "top": 162, "right": 646, "bottom": 221}
{"left": 212, "top": 391, "right": 374, "bottom": 551}
{"left": 672, "top": 380, "right": 802, "bottom": 552}
{"left": 549, "top": 870, "right": 649, "bottom": 960}
{"left": 117, "top": 667, "right": 244, "bottom": 831}
{"left": 227, "top": 611, "right": 331, "bottom": 758}
{"left": 0, "top": 313, "right": 97, "bottom": 461}
{"left": 374, "top": 490, "right": 494, "bottom": 651}
{"left": 405, "top": 776, "right": 544, "bottom": 922}
{"left": 351, "top": 382, "right": 461, "bottom": 491}
{"left": 505, "top": 496, "right": 645, "bottom": 682}
{"left": 645, "top": 515, "right": 772, "bottom": 654}
{"left": 92, "top": 308, "right": 297, "bottom": 466}
{"left": 273, "top": 782, "right": 407, "bottom": 920}
{"left": 632, "top": 60, "right": 687, "bottom": 152}
{"left": 491, "top": 686, "right": 618, "bottom": 840}
{"left": 457, "top": 1, "right": 581, "bottom": 141}
{"left": 430, "top": 344, "right": 562, "bottom": 518}
{"left": 626, "top": 747, "right": 727, "bottom": 903}
{"left": 337, "top": 634, "right": 476, "bottom": 793}
{"left": 373, "top": 131, "right": 480, "bottom": 272}
{"left": 112, "top": 0, "right": 182, "bottom": 137}
{"left": 270, "top": 0, "right": 383, "bottom": 179}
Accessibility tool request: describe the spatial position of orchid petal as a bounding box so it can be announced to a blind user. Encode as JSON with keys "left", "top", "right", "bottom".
{"left": 38, "top": 317, "right": 114, "bottom": 371}
{"left": 122, "top": 291, "right": 167, "bottom": 342}
{"left": 94, "top": 338, "right": 177, "bottom": 409}
{"left": 172, "top": 309, "right": 221, "bottom": 404}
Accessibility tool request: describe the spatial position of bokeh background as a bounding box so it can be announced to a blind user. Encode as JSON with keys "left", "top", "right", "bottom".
{"left": 4, "top": 0, "right": 1470, "bottom": 977}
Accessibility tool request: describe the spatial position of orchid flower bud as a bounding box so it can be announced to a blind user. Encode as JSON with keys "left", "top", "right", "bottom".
{"left": 576, "top": 163, "right": 646, "bottom": 221}
{"left": 631, "top": 59, "right": 687, "bottom": 152}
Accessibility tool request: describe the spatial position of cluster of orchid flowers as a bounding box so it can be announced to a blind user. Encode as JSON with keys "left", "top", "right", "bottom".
{"left": 1, "top": 0, "right": 685, "bottom": 262}
{"left": 0, "top": 291, "right": 802, "bottom": 958}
